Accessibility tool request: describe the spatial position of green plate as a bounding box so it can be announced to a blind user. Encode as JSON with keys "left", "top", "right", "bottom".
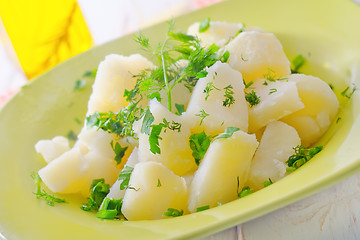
{"left": 1, "top": 0, "right": 360, "bottom": 239}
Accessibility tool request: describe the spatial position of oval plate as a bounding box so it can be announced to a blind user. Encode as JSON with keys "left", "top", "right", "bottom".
{"left": 1, "top": 0, "right": 360, "bottom": 239}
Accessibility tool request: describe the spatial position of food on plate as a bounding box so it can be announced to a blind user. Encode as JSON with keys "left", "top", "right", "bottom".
{"left": 33, "top": 19, "right": 340, "bottom": 220}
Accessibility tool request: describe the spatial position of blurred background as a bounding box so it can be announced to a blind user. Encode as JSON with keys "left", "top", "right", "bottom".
{"left": 0, "top": 0, "right": 222, "bottom": 108}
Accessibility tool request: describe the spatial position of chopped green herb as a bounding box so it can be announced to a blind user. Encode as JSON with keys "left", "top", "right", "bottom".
{"left": 162, "top": 118, "right": 182, "bottom": 132}
{"left": 223, "top": 84, "right": 235, "bottom": 107}
{"left": 141, "top": 107, "right": 154, "bottom": 135}
{"left": 86, "top": 101, "right": 143, "bottom": 138}
{"left": 286, "top": 145, "right": 323, "bottom": 172}
{"left": 31, "top": 172, "right": 66, "bottom": 206}
{"left": 269, "top": 88, "right": 277, "bottom": 95}
{"left": 341, "top": 86, "right": 356, "bottom": 99}
{"left": 196, "top": 205, "right": 210, "bottom": 212}
{"left": 240, "top": 53, "right": 248, "bottom": 61}
{"left": 157, "top": 179, "right": 162, "bottom": 187}
{"left": 263, "top": 178, "right": 273, "bottom": 187}
{"left": 220, "top": 50, "right": 230, "bottom": 63}
{"left": 149, "top": 123, "right": 164, "bottom": 154}
{"left": 66, "top": 130, "right": 77, "bottom": 141}
{"left": 199, "top": 17, "right": 210, "bottom": 33}
{"left": 74, "top": 117, "right": 82, "bottom": 125}
{"left": 238, "top": 186, "right": 252, "bottom": 198}
{"left": 96, "top": 197, "right": 123, "bottom": 220}
{"left": 329, "top": 83, "right": 334, "bottom": 90}
{"left": 196, "top": 69, "right": 208, "bottom": 79}
{"left": 263, "top": 68, "right": 277, "bottom": 82}
{"left": 118, "top": 166, "right": 134, "bottom": 190}
{"left": 203, "top": 81, "right": 219, "bottom": 100}
{"left": 245, "top": 90, "right": 260, "bottom": 108}
{"left": 82, "top": 68, "right": 98, "bottom": 78}
{"left": 175, "top": 103, "right": 185, "bottom": 115}
{"left": 213, "top": 127, "right": 240, "bottom": 141}
{"left": 244, "top": 80, "right": 254, "bottom": 89}
{"left": 195, "top": 109, "right": 210, "bottom": 125}
{"left": 189, "top": 131, "right": 211, "bottom": 165}
{"left": 110, "top": 140, "right": 128, "bottom": 165}
{"left": 336, "top": 117, "right": 342, "bottom": 123}
{"left": 291, "top": 54, "right": 305, "bottom": 73}
{"left": 163, "top": 208, "right": 183, "bottom": 217}
{"left": 74, "top": 79, "right": 86, "bottom": 90}
{"left": 148, "top": 92, "right": 162, "bottom": 102}
{"left": 81, "top": 179, "right": 110, "bottom": 211}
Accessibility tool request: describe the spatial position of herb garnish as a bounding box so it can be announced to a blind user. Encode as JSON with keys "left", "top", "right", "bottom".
{"left": 196, "top": 205, "right": 210, "bottom": 212}
{"left": 164, "top": 208, "right": 184, "bottom": 217}
{"left": 110, "top": 140, "right": 128, "bottom": 165}
{"left": 199, "top": 17, "right": 210, "bottom": 33}
{"left": 286, "top": 145, "right": 323, "bottom": 172}
{"left": 213, "top": 127, "right": 240, "bottom": 141}
{"left": 31, "top": 172, "right": 66, "bottom": 206}
{"left": 118, "top": 166, "right": 135, "bottom": 190}
{"left": 238, "top": 186, "right": 253, "bottom": 198}
{"left": 341, "top": 86, "right": 356, "bottom": 99}
{"left": 263, "top": 178, "right": 273, "bottom": 187}
{"left": 189, "top": 131, "right": 211, "bottom": 165}
{"left": 81, "top": 178, "right": 110, "bottom": 211}
{"left": 223, "top": 84, "right": 235, "bottom": 107}
{"left": 245, "top": 90, "right": 260, "bottom": 108}
{"left": 196, "top": 109, "right": 210, "bottom": 125}
{"left": 96, "top": 197, "right": 123, "bottom": 220}
{"left": 291, "top": 54, "right": 305, "bottom": 73}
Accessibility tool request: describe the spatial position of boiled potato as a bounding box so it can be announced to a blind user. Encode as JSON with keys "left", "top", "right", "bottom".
{"left": 187, "top": 21, "right": 244, "bottom": 47}
{"left": 185, "top": 61, "right": 248, "bottom": 135}
{"left": 136, "top": 99, "right": 196, "bottom": 176}
{"left": 87, "top": 54, "right": 154, "bottom": 115}
{"left": 121, "top": 161, "right": 188, "bottom": 220}
{"left": 281, "top": 74, "right": 339, "bottom": 146}
{"left": 246, "top": 121, "right": 301, "bottom": 191}
{"left": 188, "top": 130, "right": 258, "bottom": 212}
{"left": 35, "top": 136, "right": 70, "bottom": 163}
{"left": 247, "top": 80, "right": 305, "bottom": 133}
{"left": 38, "top": 143, "right": 90, "bottom": 196}
{"left": 225, "top": 31, "right": 290, "bottom": 84}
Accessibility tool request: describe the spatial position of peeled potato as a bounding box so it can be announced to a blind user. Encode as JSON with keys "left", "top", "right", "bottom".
{"left": 87, "top": 54, "right": 154, "bottom": 115}
{"left": 185, "top": 61, "right": 248, "bottom": 135}
{"left": 35, "top": 136, "right": 70, "bottom": 163}
{"left": 187, "top": 21, "right": 244, "bottom": 47}
{"left": 225, "top": 31, "right": 290, "bottom": 84}
{"left": 247, "top": 80, "right": 304, "bottom": 133}
{"left": 136, "top": 99, "right": 196, "bottom": 176}
{"left": 121, "top": 161, "right": 188, "bottom": 220}
{"left": 246, "top": 121, "right": 301, "bottom": 191}
{"left": 281, "top": 74, "right": 339, "bottom": 146}
{"left": 188, "top": 130, "right": 258, "bottom": 212}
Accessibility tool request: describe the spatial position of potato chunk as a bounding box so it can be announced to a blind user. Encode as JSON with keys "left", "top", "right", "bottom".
{"left": 35, "top": 136, "right": 70, "bottom": 163}
{"left": 246, "top": 121, "right": 301, "bottom": 191}
{"left": 185, "top": 61, "right": 248, "bottom": 135}
{"left": 247, "top": 80, "right": 305, "bottom": 133}
{"left": 225, "top": 31, "right": 290, "bottom": 84}
{"left": 188, "top": 130, "right": 258, "bottom": 212}
{"left": 187, "top": 21, "right": 244, "bottom": 47}
{"left": 136, "top": 99, "right": 196, "bottom": 176}
{"left": 87, "top": 54, "right": 154, "bottom": 115}
{"left": 281, "top": 74, "right": 339, "bottom": 146}
{"left": 121, "top": 162, "right": 188, "bottom": 220}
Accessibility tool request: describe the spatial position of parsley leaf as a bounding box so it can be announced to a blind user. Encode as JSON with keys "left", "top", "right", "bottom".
{"left": 213, "top": 127, "right": 240, "bottom": 141}
{"left": 286, "top": 145, "right": 323, "bottom": 172}
{"left": 199, "top": 17, "right": 210, "bottom": 33}
{"left": 149, "top": 123, "right": 164, "bottom": 154}
{"left": 141, "top": 107, "right": 155, "bottom": 135}
{"left": 164, "top": 208, "right": 184, "bottom": 217}
{"left": 110, "top": 140, "right": 128, "bottom": 165}
{"left": 96, "top": 197, "right": 123, "bottom": 220}
{"left": 341, "top": 86, "right": 356, "bottom": 99}
{"left": 81, "top": 179, "right": 110, "bottom": 211}
{"left": 189, "top": 131, "right": 211, "bottom": 165}
{"left": 118, "top": 166, "right": 134, "bottom": 190}
{"left": 175, "top": 103, "right": 185, "bottom": 115}
{"left": 74, "top": 79, "right": 86, "bottom": 90}
{"left": 31, "top": 172, "right": 66, "bottom": 206}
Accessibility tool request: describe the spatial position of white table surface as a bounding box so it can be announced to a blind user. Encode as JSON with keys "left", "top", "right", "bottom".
{"left": 1, "top": 1, "right": 360, "bottom": 239}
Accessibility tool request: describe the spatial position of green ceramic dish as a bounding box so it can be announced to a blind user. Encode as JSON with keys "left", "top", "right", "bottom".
{"left": 1, "top": 0, "right": 360, "bottom": 239}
